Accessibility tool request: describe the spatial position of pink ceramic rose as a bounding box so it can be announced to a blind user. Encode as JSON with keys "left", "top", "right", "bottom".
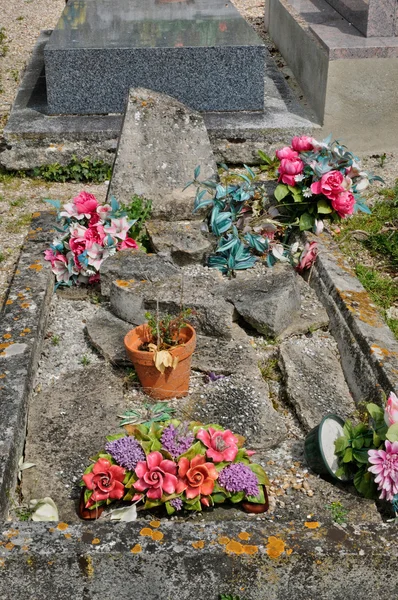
{"left": 331, "top": 190, "right": 355, "bottom": 218}
{"left": 296, "top": 241, "right": 318, "bottom": 274}
{"left": 291, "top": 135, "right": 314, "bottom": 152}
{"left": 384, "top": 392, "right": 398, "bottom": 426}
{"left": 310, "top": 170, "right": 345, "bottom": 199}
{"left": 276, "top": 146, "right": 299, "bottom": 161}
{"left": 83, "top": 458, "right": 125, "bottom": 507}
{"left": 196, "top": 427, "right": 239, "bottom": 462}
{"left": 134, "top": 451, "right": 178, "bottom": 500}
{"left": 74, "top": 191, "right": 99, "bottom": 215}
{"left": 278, "top": 158, "right": 304, "bottom": 186}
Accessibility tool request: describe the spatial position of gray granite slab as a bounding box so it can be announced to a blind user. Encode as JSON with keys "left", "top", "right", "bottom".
{"left": 325, "top": 0, "right": 396, "bottom": 37}
{"left": 44, "top": 0, "right": 265, "bottom": 114}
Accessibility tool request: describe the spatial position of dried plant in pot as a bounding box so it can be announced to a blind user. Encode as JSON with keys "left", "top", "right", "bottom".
{"left": 124, "top": 308, "right": 196, "bottom": 400}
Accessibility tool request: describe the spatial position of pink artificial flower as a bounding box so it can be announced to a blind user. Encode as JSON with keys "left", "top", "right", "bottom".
{"left": 134, "top": 451, "right": 178, "bottom": 500}
{"left": 83, "top": 458, "right": 125, "bottom": 507}
{"left": 89, "top": 273, "right": 101, "bottom": 284}
{"left": 119, "top": 237, "right": 138, "bottom": 250}
{"left": 44, "top": 248, "right": 56, "bottom": 267}
{"left": 296, "top": 241, "right": 318, "bottom": 274}
{"left": 368, "top": 441, "right": 398, "bottom": 501}
{"left": 52, "top": 252, "right": 75, "bottom": 283}
{"left": 104, "top": 217, "right": 132, "bottom": 241}
{"left": 74, "top": 191, "right": 98, "bottom": 215}
{"left": 276, "top": 147, "right": 299, "bottom": 161}
{"left": 196, "top": 427, "right": 239, "bottom": 462}
{"left": 278, "top": 158, "right": 304, "bottom": 186}
{"left": 331, "top": 190, "right": 355, "bottom": 218}
{"left": 59, "top": 202, "right": 80, "bottom": 220}
{"left": 97, "top": 204, "right": 112, "bottom": 221}
{"left": 176, "top": 455, "right": 219, "bottom": 499}
{"left": 310, "top": 170, "right": 345, "bottom": 199}
{"left": 385, "top": 392, "right": 398, "bottom": 426}
{"left": 291, "top": 136, "right": 314, "bottom": 152}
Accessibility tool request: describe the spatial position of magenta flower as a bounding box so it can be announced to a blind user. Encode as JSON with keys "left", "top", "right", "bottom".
{"left": 83, "top": 458, "right": 125, "bottom": 507}
{"left": 74, "top": 191, "right": 98, "bottom": 215}
{"left": 275, "top": 146, "right": 298, "bottom": 161}
{"left": 368, "top": 441, "right": 398, "bottom": 501}
{"left": 291, "top": 135, "right": 314, "bottom": 152}
{"left": 134, "top": 451, "right": 178, "bottom": 500}
{"left": 296, "top": 241, "right": 318, "bottom": 274}
{"left": 196, "top": 427, "right": 238, "bottom": 462}
{"left": 385, "top": 392, "right": 398, "bottom": 426}
{"left": 278, "top": 158, "right": 304, "bottom": 186}
{"left": 331, "top": 190, "right": 355, "bottom": 218}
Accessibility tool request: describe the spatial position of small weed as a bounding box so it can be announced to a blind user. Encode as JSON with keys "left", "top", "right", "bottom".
{"left": 259, "top": 357, "right": 280, "bottom": 381}
{"left": 16, "top": 16, "right": 24, "bottom": 21}
{"left": 5, "top": 214, "right": 32, "bottom": 233}
{"left": 89, "top": 293, "right": 105, "bottom": 305}
{"left": 123, "top": 195, "right": 152, "bottom": 250}
{"left": 0, "top": 28, "right": 8, "bottom": 57}
{"left": 10, "top": 196, "right": 26, "bottom": 208}
{"left": 123, "top": 367, "right": 139, "bottom": 388}
{"left": 220, "top": 595, "right": 244, "bottom": 600}
{"left": 51, "top": 334, "right": 60, "bottom": 346}
{"left": 387, "top": 317, "right": 398, "bottom": 339}
{"left": 15, "top": 507, "right": 33, "bottom": 521}
{"left": 0, "top": 251, "right": 4, "bottom": 263}
{"left": 355, "top": 264, "right": 398, "bottom": 310}
{"left": 31, "top": 155, "right": 112, "bottom": 183}
{"left": 325, "top": 501, "right": 348, "bottom": 525}
{"left": 9, "top": 69, "right": 19, "bottom": 83}
{"left": 80, "top": 354, "right": 91, "bottom": 367}
{"left": 258, "top": 150, "right": 280, "bottom": 177}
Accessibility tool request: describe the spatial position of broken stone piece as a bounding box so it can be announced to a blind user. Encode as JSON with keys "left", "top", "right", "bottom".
{"left": 85, "top": 307, "right": 133, "bottom": 366}
{"left": 146, "top": 220, "right": 214, "bottom": 266}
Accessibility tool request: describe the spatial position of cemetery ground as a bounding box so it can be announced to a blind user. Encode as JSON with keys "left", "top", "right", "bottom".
{"left": 0, "top": 0, "right": 398, "bottom": 598}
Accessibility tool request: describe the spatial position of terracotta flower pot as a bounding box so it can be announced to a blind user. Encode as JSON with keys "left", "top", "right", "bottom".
{"left": 124, "top": 324, "right": 196, "bottom": 400}
{"left": 242, "top": 486, "right": 269, "bottom": 514}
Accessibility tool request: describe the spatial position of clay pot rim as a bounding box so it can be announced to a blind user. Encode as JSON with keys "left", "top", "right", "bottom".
{"left": 124, "top": 323, "right": 196, "bottom": 363}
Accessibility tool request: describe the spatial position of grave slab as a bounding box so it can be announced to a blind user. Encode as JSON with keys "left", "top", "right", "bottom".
{"left": 146, "top": 220, "right": 214, "bottom": 266}
{"left": 44, "top": 0, "right": 266, "bottom": 114}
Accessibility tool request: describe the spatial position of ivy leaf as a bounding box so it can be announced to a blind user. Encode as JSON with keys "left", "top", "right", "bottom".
{"left": 274, "top": 184, "right": 289, "bottom": 202}
{"left": 299, "top": 212, "right": 315, "bottom": 231}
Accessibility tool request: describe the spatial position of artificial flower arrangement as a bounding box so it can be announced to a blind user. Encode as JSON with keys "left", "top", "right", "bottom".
{"left": 334, "top": 391, "right": 398, "bottom": 505}
{"left": 272, "top": 134, "right": 382, "bottom": 232}
{"left": 44, "top": 191, "right": 139, "bottom": 287}
{"left": 80, "top": 418, "right": 269, "bottom": 518}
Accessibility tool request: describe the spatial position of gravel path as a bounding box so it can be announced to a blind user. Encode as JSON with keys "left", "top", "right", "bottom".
{"left": 0, "top": 0, "right": 397, "bottom": 305}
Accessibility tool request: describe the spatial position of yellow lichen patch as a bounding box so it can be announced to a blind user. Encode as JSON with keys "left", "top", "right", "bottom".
{"left": 338, "top": 290, "right": 384, "bottom": 327}
{"left": 4, "top": 542, "right": 15, "bottom": 551}
{"left": 218, "top": 536, "right": 230, "bottom": 545}
{"left": 242, "top": 545, "right": 258, "bottom": 555}
{"left": 20, "top": 303, "right": 30, "bottom": 309}
{"left": 286, "top": 548, "right": 293, "bottom": 556}
{"left": 225, "top": 540, "right": 244, "bottom": 555}
{"left": 0, "top": 374, "right": 6, "bottom": 379}
{"left": 48, "top": 528, "right": 55, "bottom": 533}
{"left": 23, "top": 328, "right": 31, "bottom": 333}
{"left": 151, "top": 530, "right": 164, "bottom": 542}
{"left": 304, "top": 521, "right": 320, "bottom": 529}
{"left": 6, "top": 299, "right": 13, "bottom": 305}
{"left": 150, "top": 520, "right": 161, "bottom": 528}
{"left": 140, "top": 528, "right": 154, "bottom": 537}
{"left": 17, "top": 293, "right": 25, "bottom": 299}
{"left": 0, "top": 343, "right": 11, "bottom": 350}
{"left": 56, "top": 522, "right": 69, "bottom": 531}
{"left": 4, "top": 529, "right": 19, "bottom": 539}
{"left": 238, "top": 532, "right": 251, "bottom": 541}
{"left": 131, "top": 544, "right": 142, "bottom": 554}
{"left": 266, "top": 537, "right": 285, "bottom": 559}
{"left": 64, "top": 533, "right": 72, "bottom": 540}
{"left": 21, "top": 545, "right": 29, "bottom": 552}
{"left": 192, "top": 540, "right": 205, "bottom": 550}
{"left": 28, "top": 263, "right": 43, "bottom": 271}
{"left": 32, "top": 212, "right": 41, "bottom": 218}
{"left": 0, "top": 559, "right": 5, "bottom": 567}
{"left": 115, "top": 280, "right": 130, "bottom": 287}
{"left": 371, "top": 344, "right": 398, "bottom": 360}
{"left": 19, "top": 333, "right": 25, "bottom": 337}
{"left": 3, "top": 334, "right": 12, "bottom": 340}
{"left": 91, "top": 538, "right": 101, "bottom": 545}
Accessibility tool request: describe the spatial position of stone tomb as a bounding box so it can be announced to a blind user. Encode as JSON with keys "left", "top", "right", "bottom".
{"left": 44, "top": 0, "right": 266, "bottom": 114}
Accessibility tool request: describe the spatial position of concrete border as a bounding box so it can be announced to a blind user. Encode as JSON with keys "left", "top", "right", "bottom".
{"left": 0, "top": 212, "right": 54, "bottom": 519}
{"left": 304, "top": 230, "right": 398, "bottom": 403}
{"left": 1, "top": 31, "right": 319, "bottom": 170}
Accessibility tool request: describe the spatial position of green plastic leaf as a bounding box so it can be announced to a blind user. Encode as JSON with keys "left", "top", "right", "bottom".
{"left": 165, "top": 501, "right": 176, "bottom": 515}
{"left": 334, "top": 436, "right": 349, "bottom": 454}
{"left": 299, "top": 212, "right": 315, "bottom": 231}
{"left": 343, "top": 447, "right": 353, "bottom": 463}
{"left": 245, "top": 486, "right": 266, "bottom": 504}
{"left": 211, "top": 493, "right": 227, "bottom": 504}
{"left": 317, "top": 198, "right": 333, "bottom": 214}
{"left": 386, "top": 423, "right": 398, "bottom": 442}
{"left": 105, "top": 433, "right": 126, "bottom": 443}
{"left": 230, "top": 491, "right": 246, "bottom": 503}
{"left": 274, "top": 184, "right": 289, "bottom": 202}
{"left": 248, "top": 463, "right": 269, "bottom": 486}
{"left": 178, "top": 441, "right": 206, "bottom": 461}
{"left": 352, "top": 448, "right": 370, "bottom": 464}
{"left": 354, "top": 466, "right": 377, "bottom": 499}
{"left": 366, "top": 403, "right": 385, "bottom": 424}
{"left": 352, "top": 436, "right": 364, "bottom": 450}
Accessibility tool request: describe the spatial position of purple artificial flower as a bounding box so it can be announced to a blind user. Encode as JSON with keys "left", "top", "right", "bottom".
{"left": 105, "top": 436, "right": 145, "bottom": 471}
{"left": 170, "top": 498, "right": 183, "bottom": 511}
{"left": 368, "top": 440, "right": 398, "bottom": 501}
{"left": 161, "top": 423, "right": 194, "bottom": 459}
{"left": 218, "top": 463, "right": 260, "bottom": 497}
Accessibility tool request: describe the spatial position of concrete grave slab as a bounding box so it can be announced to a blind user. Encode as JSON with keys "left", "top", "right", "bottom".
{"left": 146, "top": 220, "right": 214, "bottom": 266}
{"left": 85, "top": 307, "right": 133, "bottom": 367}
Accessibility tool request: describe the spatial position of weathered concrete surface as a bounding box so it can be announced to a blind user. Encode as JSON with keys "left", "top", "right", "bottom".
{"left": 223, "top": 264, "right": 301, "bottom": 337}
{"left": 279, "top": 276, "right": 329, "bottom": 338}
{"left": 107, "top": 88, "right": 217, "bottom": 220}
{"left": 110, "top": 275, "right": 236, "bottom": 339}
{"left": 304, "top": 231, "right": 398, "bottom": 402}
{"left": 192, "top": 328, "right": 260, "bottom": 376}
{"left": 22, "top": 364, "right": 127, "bottom": 522}
{"left": 279, "top": 332, "right": 356, "bottom": 431}
{"left": 0, "top": 213, "right": 54, "bottom": 520}
{"left": 185, "top": 373, "right": 286, "bottom": 449}
{"left": 85, "top": 307, "right": 132, "bottom": 367}
{"left": 100, "top": 249, "right": 178, "bottom": 296}
{"left": 1, "top": 519, "right": 398, "bottom": 600}
{"left": 146, "top": 220, "right": 214, "bottom": 266}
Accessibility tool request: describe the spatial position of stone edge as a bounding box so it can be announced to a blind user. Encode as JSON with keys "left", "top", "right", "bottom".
{"left": 0, "top": 212, "right": 54, "bottom": 519}
{"left": 304, "top": 230, "right": 398, "bottom": 403}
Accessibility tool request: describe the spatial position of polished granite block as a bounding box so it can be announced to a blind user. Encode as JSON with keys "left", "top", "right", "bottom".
{"left": 325, "top": 0, "right": 397, "bottom": 37}
{"left": 44, "top": 0, "right": 265, "bottom": 114}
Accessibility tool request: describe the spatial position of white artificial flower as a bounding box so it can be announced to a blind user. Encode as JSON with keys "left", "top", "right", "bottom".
{"left": 303, "top": 188, "right": 313, "bottom": 198}
{"left": 295, "top": 174, "right": 305, "bottom": 182}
